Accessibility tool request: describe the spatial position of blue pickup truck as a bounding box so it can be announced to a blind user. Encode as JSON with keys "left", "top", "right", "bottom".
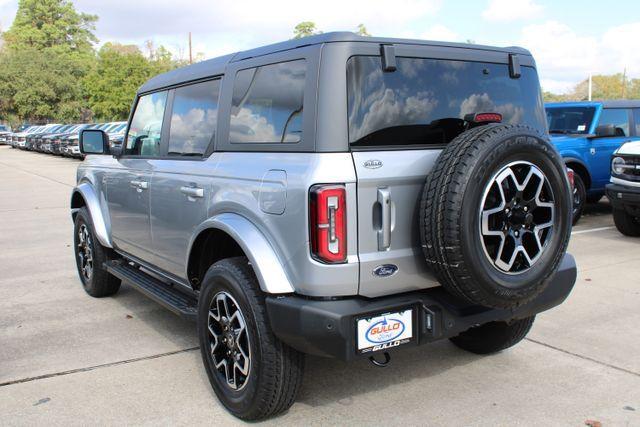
{"left": 545, "top": 100, "right": 640, "bottom": 223}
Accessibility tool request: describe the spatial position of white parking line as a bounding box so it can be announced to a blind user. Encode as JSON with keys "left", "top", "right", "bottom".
{"left": 571, "top": 226, "right": 615, "bottom": 235}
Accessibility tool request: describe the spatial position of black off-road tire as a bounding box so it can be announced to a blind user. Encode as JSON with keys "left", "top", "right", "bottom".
{"left": 571, "top": 174, "right": 587, "bottom": 225}
{"left": 613, "top": 208, "right": 640, "bottom": 237}
{"left": 450, "top": 316, "right": 535, "bottom": 354}
{"left": 586, "top": 193, "right": 603, "bottom": 204}
{"left": 420, "top": 124, "right": 572, "bottom": 309}
{"left": 197, "top": 257, "right": 305, "bottom": 421}
{"left": 73, "top": 207, "right": 121, "bottom": 297}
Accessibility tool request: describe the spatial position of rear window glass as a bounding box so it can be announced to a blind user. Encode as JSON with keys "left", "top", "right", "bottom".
{"left": 347, "top": 56, "right": 546, "bottom": 147}
{"left": 168, "top": 79, "right": 221, "bottom": 156}
{"left": 230, "top": 60, "right": 305, "bottom": 144}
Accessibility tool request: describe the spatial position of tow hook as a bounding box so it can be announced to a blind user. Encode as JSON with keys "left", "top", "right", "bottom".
{"left": 369, "top": 352, "right": 391, "bottom": 367}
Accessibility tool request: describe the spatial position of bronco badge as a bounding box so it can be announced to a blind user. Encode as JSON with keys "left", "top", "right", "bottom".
{"left": 363, "top": 159, "right": 383, "bottom": 169}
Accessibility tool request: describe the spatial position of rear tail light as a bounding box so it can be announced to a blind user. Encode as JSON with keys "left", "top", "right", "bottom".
{"left": 464, "top": 112, "right": 503, "bottom": 123}
{"left": 310, "top": 184, "right": 347, "bottom": 263}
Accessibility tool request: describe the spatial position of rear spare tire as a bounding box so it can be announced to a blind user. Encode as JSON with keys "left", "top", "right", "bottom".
{"left": 420, "top": 124, "right": 572, "bottom": 309}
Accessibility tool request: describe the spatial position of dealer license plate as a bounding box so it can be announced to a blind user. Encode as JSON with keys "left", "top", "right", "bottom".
{"left": 356, "top": 309, "right": 413, "bottom": 354}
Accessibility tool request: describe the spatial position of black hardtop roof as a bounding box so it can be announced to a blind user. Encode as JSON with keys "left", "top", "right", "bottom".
{"left": 601, "top": 100, "right": 640, "bottom": 108}
{"left": 138, "top": 32, "right": 531, "bottom": 94}
{"left": 547, "top": 100, "right": 640, "bottom": 109}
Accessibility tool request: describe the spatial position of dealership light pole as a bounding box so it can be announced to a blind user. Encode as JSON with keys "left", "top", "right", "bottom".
{"left": 189, "top": 32, "right": 193, "bottom": 64}
{"left": 588, "top": 73, "right": 592, "bottom": 101}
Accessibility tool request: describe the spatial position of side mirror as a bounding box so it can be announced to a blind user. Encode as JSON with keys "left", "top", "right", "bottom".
{"left": 594, "top": 124, "right": 617, "bottom": 138}
{"left": 79, "top": 129, "right": 109, "bottom": 154}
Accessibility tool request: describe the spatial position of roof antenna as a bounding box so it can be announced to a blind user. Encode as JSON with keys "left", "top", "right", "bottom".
{"left": 380, "top": 44, "right": 397, "bottom": 72}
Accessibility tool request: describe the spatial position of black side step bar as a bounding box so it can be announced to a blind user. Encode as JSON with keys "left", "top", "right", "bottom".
{"left": 105, "top": 260, "right": 197, "bottom": 321}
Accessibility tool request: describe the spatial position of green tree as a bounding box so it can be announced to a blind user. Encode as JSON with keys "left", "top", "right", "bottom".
{"left": 0, "top": 48, "right": 86, "bottom": 121}
{"left": 83, "top": 43, "right": 155, "bottom": 121}
{"left": 0, "top": 0, "right": 97, "bottom": 122}
{"left": 542, "top": 90, "right": 569, "bottom": 103}
{"left": 3, "top": 0, "right": 97, "bottom": 54}
{"left": 293, "top": 21, "right": 321, "bottom": 39}
{"left": 356, "top": 24, "right": 370, "bottom": 36}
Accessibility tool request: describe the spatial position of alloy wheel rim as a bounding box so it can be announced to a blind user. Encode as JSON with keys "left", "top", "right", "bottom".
{"left": 77, "top": 224, "right": 94, "bottom": 281}
{"left": 207, "top": 291, "right": 251, "bottom": 391}
{"left": 572, "top": 186, "right": 582, "bottom": 215}
{"left": 479, "top": 161, "right": 555, "bottom": 274}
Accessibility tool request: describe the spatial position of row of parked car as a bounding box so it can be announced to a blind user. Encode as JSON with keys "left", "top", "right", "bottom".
{"left": 0, "top": 121, "right": 126, "bottom": 158}
{"left": 546, "top": 100, "right": 640, "bottom": 228}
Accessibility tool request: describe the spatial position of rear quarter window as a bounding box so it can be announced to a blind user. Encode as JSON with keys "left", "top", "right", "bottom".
{"left": 347, "top": 56, "right": 546, "bottom": 148}
{"left": 229, "top": 60, "right": 305, "bottom": 144}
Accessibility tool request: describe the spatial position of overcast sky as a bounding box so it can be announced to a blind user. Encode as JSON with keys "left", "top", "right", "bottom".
{"left": 1, "top": 0, "right": 639, "bottom": 93}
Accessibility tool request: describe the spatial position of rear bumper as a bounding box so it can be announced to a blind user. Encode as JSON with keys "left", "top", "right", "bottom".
{"left": 266, "top": 254, "right": 577, "bottom": 361}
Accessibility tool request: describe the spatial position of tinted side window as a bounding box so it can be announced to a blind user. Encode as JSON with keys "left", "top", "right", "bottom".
{"left": 126, "top": 91, "right": 168, "bottom": 156}
{"left": 230, "top": 60, "right": 305, "bottom": 144}
{"left": 633, "top": 109, "right": 640, "bottom": 136}
{"left": 168, "top": 79, "right": 221, "bottom": 156}
{"left": 598, "top": 108, "right": 630, "bottom": 136}
{"left": 347, "top": 56, "right": 546, "bottom": 147}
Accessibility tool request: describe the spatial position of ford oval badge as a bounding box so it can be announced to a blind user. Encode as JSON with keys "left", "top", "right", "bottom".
{"left": 364, "top": 159, "right": 383, "bottom": 169}
{"left": 373, "top": 264, "right": 398, "bottom": 277}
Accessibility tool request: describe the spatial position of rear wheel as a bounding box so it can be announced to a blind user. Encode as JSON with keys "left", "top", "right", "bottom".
{"left": 450, "top": 316, "right": 535, "bottom": 354}
{"left": 571, "top": 174, "right": 586, "bottom": 225}
{"left": 198, "top": 257, "right": 304, "bottom": 420}
{"left": 613, "top": 208, "right": 640, "bottom": 236}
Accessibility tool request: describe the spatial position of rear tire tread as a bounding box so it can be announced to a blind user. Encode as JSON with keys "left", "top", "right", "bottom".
{"left": 450, "top": 316, "right": 535, "bottom": 354}
{"left": 199, "top": 257, "right": 304, "bottom": 421}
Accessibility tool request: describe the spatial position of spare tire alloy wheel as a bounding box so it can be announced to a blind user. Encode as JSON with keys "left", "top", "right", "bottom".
{"left": 480, "top": 161, "right": 554, "bottom": 274}
{"left": 420, "top": 124, "right": 572, "bottom": 309}
{"left": 207, "top": 291, "right": 251, "bottom": 391}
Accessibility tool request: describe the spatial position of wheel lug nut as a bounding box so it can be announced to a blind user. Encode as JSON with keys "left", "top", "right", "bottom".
{"left": 524, "top": 206, "right": 528, "bottom": 212}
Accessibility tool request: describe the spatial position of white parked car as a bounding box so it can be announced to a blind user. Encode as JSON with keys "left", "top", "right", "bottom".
{"left": 606, "top": 141, "right": 640, "bottom": 236}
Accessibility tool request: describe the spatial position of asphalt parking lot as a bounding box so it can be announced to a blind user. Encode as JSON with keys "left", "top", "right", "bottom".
{"left": 1, "top": 145, "right": 639, "bottom": 426}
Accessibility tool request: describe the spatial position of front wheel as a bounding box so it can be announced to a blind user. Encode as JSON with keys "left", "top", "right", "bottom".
{"left": 450, "top": 316, "right": 535, "bottom": 354}
{"left": 198, "top": 257, "right": 304, "bottom": 420}
{"left": 73, "top": 207, "right": 121, "bottom": 297}
{"left": 613, "top": 208, "right": 640, "bottom": 237}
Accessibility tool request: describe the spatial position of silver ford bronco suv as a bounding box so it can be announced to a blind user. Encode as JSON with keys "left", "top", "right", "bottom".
{"left": 71, "top": 33, "right": 577, "bottom": 420}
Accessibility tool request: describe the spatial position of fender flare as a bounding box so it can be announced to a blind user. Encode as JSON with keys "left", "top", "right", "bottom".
{"left": 70, "top": 182, "right": 113, "bottom": 248}
{"left": 563, "top": 156, "right": 588, "bottom": 170}
{"left": 190, "top": 213, "right": 295, "bottom": 294}
{"left": 562, "top": 156, "right": 592, "bottom": 187}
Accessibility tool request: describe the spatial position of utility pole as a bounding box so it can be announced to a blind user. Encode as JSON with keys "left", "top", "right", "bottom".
{"left": 588, "top": 73, "right": 592, "bottom": 101}
{"left": 621, "top": 67, "right": 627, "bottom": 99}
{"left": 189, "top": 32, "right": 193, "bottom": 65}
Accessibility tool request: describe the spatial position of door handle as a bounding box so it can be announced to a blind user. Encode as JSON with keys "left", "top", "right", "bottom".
{"left": 377, "top": 187, "right": 391, "bottom": 251}
{"left": 130, "top": 179, "right": 148, "bottom": 190}
{"left": 180, "top": 186, "right": 204, "bottom": 198}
